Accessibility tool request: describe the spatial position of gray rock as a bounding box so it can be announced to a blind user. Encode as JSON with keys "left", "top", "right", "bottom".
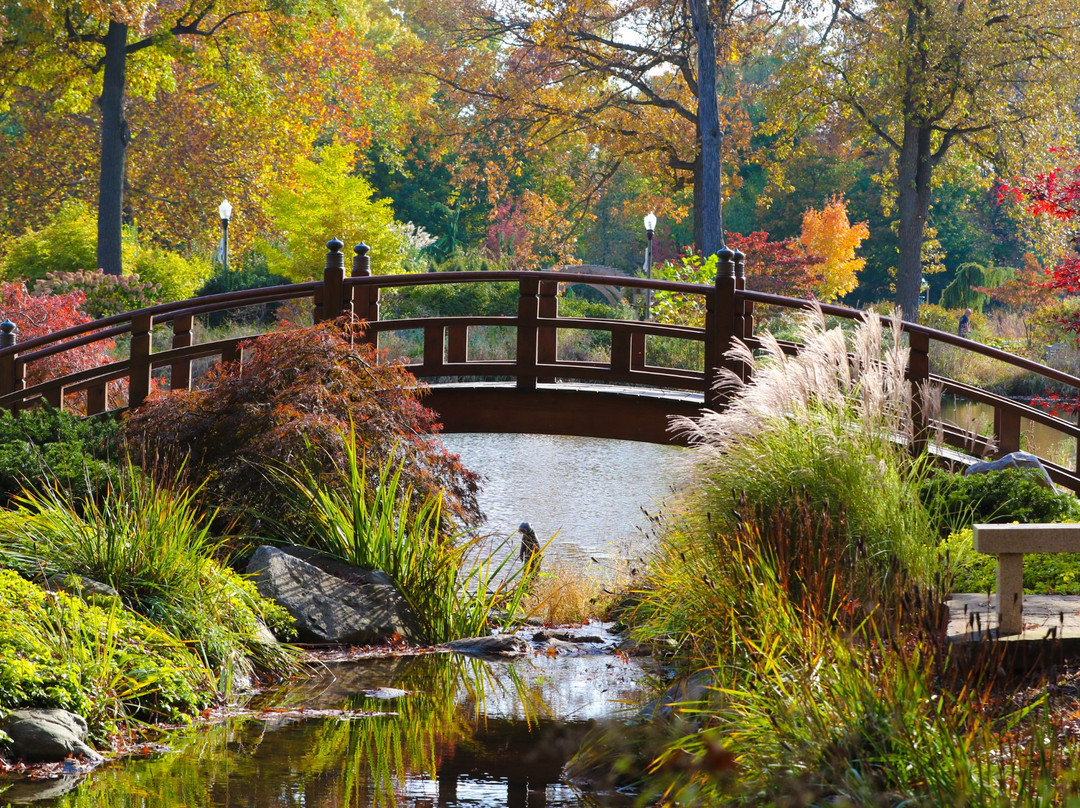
{"left": 1, "top": 709, "right": 102, "bottom": 763}
{"left": 44, "top": 573, "right": 120, "bottom": 600}
{"left": 442, "top": 635, "right": 528, "bottom": 657}
{"left": 246, "top": 546, "right": 421, "bottom": 645}
{"left": 639, "top": 671, "right": 714, "bottom": 721}
{"left": 964, "top": 451, "right": 1054, "bottom": 489}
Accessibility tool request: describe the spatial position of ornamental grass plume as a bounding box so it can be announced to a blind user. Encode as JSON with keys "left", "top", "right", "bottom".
{"left": 674, "top": 303, "right": 942, "bottom": 452}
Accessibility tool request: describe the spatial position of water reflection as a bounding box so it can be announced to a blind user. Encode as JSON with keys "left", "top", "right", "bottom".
{"left": 441, "top": 434, "right": 688, "bottom": 568}
{"left": 941, "top": 397, "right": 1078, "bottom": 468}
{"left": 9, "top": 649, "right": 646, "bottom": 807}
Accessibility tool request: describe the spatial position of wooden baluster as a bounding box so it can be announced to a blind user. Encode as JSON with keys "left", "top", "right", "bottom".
{"left": 85, "top": 383, "right": 107, "bottom": 415}
{"left": 129, "top": 312, "right": 153, "bottom": 409}
{"left": 316, "top": 238, "right": 345, "bottom": 324}
{"left": 424, "top": 324, "right": 444, "bottom": 374}
{"left": 631, "top": 330, "right": 646, "bottom": 371}
{"left": 352, "top": 243, "right": 379, "bottom": 347}
{"left": 171, "top": 313, "right": 193, "bottom": 392}
{"left": 908, "top": 329, "right": 931, "bottom": 454}
{"left": 0, "top": 320, "right": 19, "bottom": 413}
{"left": 705, "top": 247, "right": 737, "bottom": 410}
{"left": 447, "top": 325, "right": 468, "bottom": 363}
{"left": 994, "top": 407, "right": 1022, "bottom": 458}
{"left": 44, "top": 386, "right": 62, "bottom": 410}
{"left": 517, "top": 277, "right": 540, "bottom": 391}
{"left": 537, "top": 278, "right": 558, "bottom": 383}
{"left": 733, "top": 249, "right": 754, "bottom": 374}
{"left": 611, "top": 328, "right": 632, "bottom": 377}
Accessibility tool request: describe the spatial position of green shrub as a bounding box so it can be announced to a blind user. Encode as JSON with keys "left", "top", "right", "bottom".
{"left": 919, "top": 467, "right": 1080, "bottom": 535}
{"left": 0, "top": 406, "right": 121, "bottom": 505}
{"left": 196, "top": 251, "right": 291, "bottom": 328}
{"left": 942, "top": 526, "right": 1080, "bottom": 594}
{"left": 35, "top": 270, "right": 161, "bottom": 319}
{"left": 0, "top": 568, "right": 212, "bottom": 728}
{"left": 132, "top": 247, "right": 213, "bottom": 303}
{"left": 1, "top": 202, "right": 103, "bottom": 283}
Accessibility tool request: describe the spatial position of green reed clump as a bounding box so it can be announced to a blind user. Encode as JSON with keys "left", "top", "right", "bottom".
{"left": 274, "top": 434, "right": 533, "bottom": 643}
{"left": 0, "top": 463, "right": 299, "bottom": 689}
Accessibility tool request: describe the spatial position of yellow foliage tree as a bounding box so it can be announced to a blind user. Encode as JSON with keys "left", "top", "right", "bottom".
{"left": 799, "top": 197, "right": 869, "bottom": 302}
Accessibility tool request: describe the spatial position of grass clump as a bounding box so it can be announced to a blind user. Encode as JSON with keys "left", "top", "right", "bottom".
{"left": 605, "top": 307, "right": 1080, "bottom": 803}
{"left": 519, "top": 561, "right": 610, "bottom": 626}
{"left": 273, "top": 434, "right": 532, "bottom": 643}
{"left": 0, "top": 464, "right": 298, "bottom": 690}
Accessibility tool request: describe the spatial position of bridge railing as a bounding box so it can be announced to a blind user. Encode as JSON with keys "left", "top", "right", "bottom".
{"left": 1, "top": 239, "right": 1079, "bottom": 492}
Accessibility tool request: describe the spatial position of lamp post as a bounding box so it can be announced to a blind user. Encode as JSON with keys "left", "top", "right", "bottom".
{"left": 643, "top": 212, "right": 657, "bottom": 319}
{"left": 218, "top": 199, "right": 233, "bottom": 272}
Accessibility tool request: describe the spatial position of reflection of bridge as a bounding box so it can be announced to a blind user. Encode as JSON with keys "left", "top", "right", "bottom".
{"left": 3, "top": 239, "right": 1080, "bottom": 491}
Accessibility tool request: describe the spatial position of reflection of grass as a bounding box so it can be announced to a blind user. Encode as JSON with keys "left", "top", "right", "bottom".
{"left": 55, "top": 655, "right": 548, "bottom": 808}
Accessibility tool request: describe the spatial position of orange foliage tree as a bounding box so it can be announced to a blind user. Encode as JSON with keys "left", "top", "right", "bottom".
{"left": 798, "top": 197, "right": 869, "bottom": 302}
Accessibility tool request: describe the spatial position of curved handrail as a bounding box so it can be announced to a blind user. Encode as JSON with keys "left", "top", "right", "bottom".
{"left": 0, "top": 250, "right": 1077, "bottom": 492}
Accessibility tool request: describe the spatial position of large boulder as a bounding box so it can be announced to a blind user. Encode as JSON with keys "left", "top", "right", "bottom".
{"left": 964, "top": 450, "right": 1054, "bottom": 489}
{"left": 1, "top": 709, "right": 101, "bottom": 763}
{"left": 246, "top": 546, "right": 422, "bottom": 645}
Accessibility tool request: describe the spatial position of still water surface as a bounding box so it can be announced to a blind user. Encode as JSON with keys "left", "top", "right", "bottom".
{"left": 1, "top": 435, "right": 687, "bottom": 807}
{"left": 442, "top": 433, "right": 689, "bottom": 569}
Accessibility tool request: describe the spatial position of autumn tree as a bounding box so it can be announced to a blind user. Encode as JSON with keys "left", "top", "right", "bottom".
{"left": 798, "top": 196, "right": 868, "bottom": 302}
{"left": 403, "top": 0, "right": 794, "bottom": 254}
{"left": 0, "top": 1, "right": 391, "bottom": 274}
{"left": 786, "top": 0, "right": 1080, "bottom": 320}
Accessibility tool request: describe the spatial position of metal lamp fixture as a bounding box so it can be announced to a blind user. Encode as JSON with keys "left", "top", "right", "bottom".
{"left": 218, "top": 199, "right": 233, "bottom": 272}
{"left": 643, "top": 212, "right": 657, "bottom": 319}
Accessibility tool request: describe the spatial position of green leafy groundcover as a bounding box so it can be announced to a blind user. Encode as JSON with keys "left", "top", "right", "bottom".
{"left": 942, "top": 527, "right": 1080, "bottom": 595}
{"left": 0, "top": 570, "right": 212, "bottom": 732}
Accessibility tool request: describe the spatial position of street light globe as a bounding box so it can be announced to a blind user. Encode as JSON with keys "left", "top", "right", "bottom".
{"left": 643, "top": 212, "right": 657, "bottom": 232}
{"left": 218, "top": 199, "right": 233, "bottom": 221}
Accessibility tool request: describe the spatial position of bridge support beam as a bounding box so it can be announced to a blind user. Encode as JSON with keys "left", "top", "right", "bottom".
{"left": 424, "top": 386, "right": 701, "bottom": 446}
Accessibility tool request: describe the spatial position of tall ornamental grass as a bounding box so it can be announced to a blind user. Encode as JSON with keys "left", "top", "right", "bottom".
{"left": 601, "top": 307, "right": 1079, "bottom": 803}
{"left": 0, "top": 463, "right": 299, "bottom": 689}
{"left": 274, "top": 434, "right": 534, "bottom": 643}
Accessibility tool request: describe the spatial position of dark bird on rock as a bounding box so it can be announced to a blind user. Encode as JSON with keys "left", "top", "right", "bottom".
{"left": 518, "top": 521, "right": 540, "bottom": 562}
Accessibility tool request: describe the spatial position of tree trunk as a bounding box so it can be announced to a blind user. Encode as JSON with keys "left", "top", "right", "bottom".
{"left": 895, "top": 119, "right": 933, "bottom": 321}
{"left": 689, "top": 0, "right": 723, "bottom": 258}
{"left": 97, "top": 20, "right": 129, "bottom": 277}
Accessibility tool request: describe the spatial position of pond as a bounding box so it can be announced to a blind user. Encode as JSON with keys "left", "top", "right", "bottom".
{"left": 0, "top": 435, "right": 687, "bottom": 807}
{"left": 441, "top": 433, "right": 690, "bottom": 572}
{"left": 1, "top": 638, "right": 650, "bottom": 807}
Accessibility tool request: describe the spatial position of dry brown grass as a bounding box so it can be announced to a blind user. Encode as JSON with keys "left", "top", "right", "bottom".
{"left": 520, "top": 561, "right": 616, "bottom": 626}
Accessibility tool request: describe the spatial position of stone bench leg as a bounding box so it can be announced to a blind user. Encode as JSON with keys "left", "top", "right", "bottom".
{"left": 996, "top": 553, "right": 1024, "bottom": 635}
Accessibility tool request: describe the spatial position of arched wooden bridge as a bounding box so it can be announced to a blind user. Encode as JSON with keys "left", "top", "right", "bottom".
{"left": 2, "top": 239, "right": 1080, "bottom": 492}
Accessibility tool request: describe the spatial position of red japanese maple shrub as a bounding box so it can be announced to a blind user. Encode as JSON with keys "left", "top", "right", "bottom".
{"left": 121, "top": 320, "right": 480, "bottom": 530}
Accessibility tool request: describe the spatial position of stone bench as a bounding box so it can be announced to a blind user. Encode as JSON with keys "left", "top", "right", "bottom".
{"left": 973, "top": 523, "right": 1080, "bottom": 635}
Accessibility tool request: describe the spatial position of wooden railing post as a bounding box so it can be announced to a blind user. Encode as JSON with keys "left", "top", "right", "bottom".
{"left": 129, "top": 312, "right": 153, "bottom": 409}
{"left": 705, "top": 247, "right": 737, "bottom": 410}
{"left": 537, "top": 278, "right": 558, "bottom": 383}
{"left": 993, "top": 408, "right": 1022, "bottom": 457}
{"left": 171, "top": 313, "right": 193, "bottom": 392}
{"left": 0, "top": 320, "right": 19, "bottom": 411}
{"left": 517, "top": 277, "right": 540, "bottom": 391}
{"left": 734, "top": 249, "right": 754, "bottom": 348}
{"left": 316, "top": 238, "right": 346, "bottom": 324}
{"left": 908, "top": 329, "right": 931, "bottom": 454}
{"left": 352, "top": 243, "right": 379, "bottom": 347}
